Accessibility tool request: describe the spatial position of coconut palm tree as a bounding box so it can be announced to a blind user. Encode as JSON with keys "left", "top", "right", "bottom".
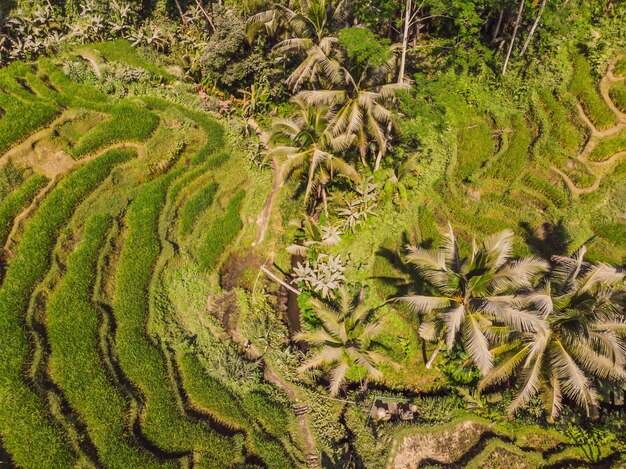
{"left": 298, "top": 47, "right": 408, "bottom": 170}
{"left": 247, "top": 0, "right": 348, "bottom": 91}
{"left": 296, "top": 287, "right": 388, "bottom": 395}
{"left": 400, "top": 225, "right": 548, "bottom": 375}
{"left": 267, "top": 96, "right": 360, "bottom": 214}
{"left": 479, "top": 246, "right": 626, "bottom": 421}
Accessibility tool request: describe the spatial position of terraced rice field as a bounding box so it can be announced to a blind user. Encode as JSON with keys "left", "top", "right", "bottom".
{"left": 423, "top": 54, "right": 626, "bottom": 263}
{"left": 0, "top": 46, "right": 301, "bottom": 468}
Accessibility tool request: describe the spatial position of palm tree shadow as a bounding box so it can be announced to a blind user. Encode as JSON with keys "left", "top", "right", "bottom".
{"left": 370, "top": 241, "right": 432, "bottom": 299}
{"left": 519, "top": 220, "right": 570, "bottom": 258}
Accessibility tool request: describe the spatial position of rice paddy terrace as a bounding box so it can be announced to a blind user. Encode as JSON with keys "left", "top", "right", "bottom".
{"left": 0, "top": 45, "right": 302, "bottom": 468}
{"left": 0, "top": 40, "right": 625, "bottom": 469}
{"left": 420, "top": 54, "right": 626, "bottom": 264}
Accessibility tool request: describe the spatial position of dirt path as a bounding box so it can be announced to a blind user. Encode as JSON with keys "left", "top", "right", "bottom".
{"left": 554, "top": 55, "right": 626, "bottom": 197}
{"left": 248, "top": 118, "right": 280, "bottom": 247}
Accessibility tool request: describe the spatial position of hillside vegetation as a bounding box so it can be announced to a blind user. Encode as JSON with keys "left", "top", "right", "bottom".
{"left": 0, "top": 1, "right": 625, "bottom": 468}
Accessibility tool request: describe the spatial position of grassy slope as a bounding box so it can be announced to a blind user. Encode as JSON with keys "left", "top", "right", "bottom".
{"left": 0, "top": 149, "right": 135, "bottom": 468}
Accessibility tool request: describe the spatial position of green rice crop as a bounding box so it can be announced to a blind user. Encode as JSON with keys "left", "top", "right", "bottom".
{"left": 47, "top": 213, "right": 172, "bottom": 468}
{"left": 522, "top": 173, "right": 568, "bottom": 208}
{"left": 180, "top": 182, "right": 219, "bottom": 236}
{"left": 178, "top": 354, "right": 293, "bottom": 469}
{"left": 569, "top": 55, "right": 617, "bottom": 130}
{"left": 539, "top": 90, "right": 585, "bottom": 152}
{"left": 142, "top": 97, "right": 225, "bottom": 164}
{"left": 197, "top": 189, "right": 245, "bottom": 271}
{"left": 0, "top": 173, "right": 48, "bottom": 246}
{"left": 112, "top": 172, "right": 240, "bottom": 465}
{"left": 0, "top": 161, "right": 28, "bottom": 200}
{"left": 0, "top": 62, "right": 60, "bottom": 152}
{"left": 609, "top": 81, "right": 626, "bottom": 113}
{"left": 242, "top": 391, "right": 290, "bottom": 436}
{"left": 614, "top": 56, "right": 626, "bottom": 77}
{"left": 0, "top": 148, "right": 135, "bottom": 468}
{"left": 70, "top": 105, "right": 159, "bottom": 158}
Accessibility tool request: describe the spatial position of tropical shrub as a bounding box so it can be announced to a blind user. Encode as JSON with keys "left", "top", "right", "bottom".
{"left": 296, "top": 287, "right": 389, "bottom": 396}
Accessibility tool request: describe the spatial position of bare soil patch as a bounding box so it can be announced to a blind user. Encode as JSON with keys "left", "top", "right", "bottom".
{"left": 390, "top": 420, "right": 488, "bottom": 469}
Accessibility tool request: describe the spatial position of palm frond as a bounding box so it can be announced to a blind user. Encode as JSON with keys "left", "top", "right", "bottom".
{"left": 462, "top": 313, "right": 493, "bottom": 375}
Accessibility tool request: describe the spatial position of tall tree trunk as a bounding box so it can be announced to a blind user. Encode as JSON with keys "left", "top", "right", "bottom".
{"left": 502, "top": 0, "right": 525, "bottom": 75}
{"left": 520, "top": 0, "right": 547, "bottom": 56}
{"left": 173, "top": 0, "right": 187, "bottom": 24}
{"left": 398, "top": 0, "right": 412, "bottom": 84}
{"left": 492, "top": 9, "right": 504, "bottom": 42}
{"left": 374, "top": 150, "right": 384, "bottom": 172}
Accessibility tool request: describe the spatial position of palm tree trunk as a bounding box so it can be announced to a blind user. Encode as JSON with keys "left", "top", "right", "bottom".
{"left": 502, "top": 0, "right": 525, "bottom": 76}
{"left": 398, "top": 0, "right": 412, "bottom": 84}
{"left": 374, "top": 150, "right": 384, "bottom": 172}
{"left": 492, "top": 9, "right": 504, "bottom": 42}
{"left": 321, "top": 187, "right": 329, "bottom": 216}
{"left": 425, "top": 342, "right": 443, "bottom": 369}
{"left": 520, "top": 0, "right": 547, "bottom": 56}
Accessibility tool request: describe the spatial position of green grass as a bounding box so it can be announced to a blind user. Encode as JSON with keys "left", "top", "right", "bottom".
{"left": 0, "top": 173, "right": 48, "bottom": 246}
{"left": 112, "top": 171, "right": 240, "bottom": 465}
{"left": 466, "top": 439, "right": 544, "bottom": 469}
{"left": 90, "top": 39, "right": 172, "bottom": 81}
{"left": 197, "top": 189, "right": 246, "bottom": 271}
{"left": 47, "top": 213, "right": 170, "bottom": 468}
{"left": 180, "top": 181, "right": 219, "bottom": 236}
{"left": 569, "top": 55, "right": 617, "bottom": 130}
{"left": 55, "top": 111, "right": 105, "bottom": 146}
{"left": 487, "top": 114, "right": 532, "bottom": 181}
{"left": 609, "top": 81, "right": 626, "bottom": 113}
{"left": 178, "top": 354, "right": 294, "bottom": 469}
{"left": 70, "top": 105, "right": 159, "bottom": 158}
{"left": 456, "top": 118, "right": 495, "bottom": 182}
{"left": 0, "top": 148, "right": 135, "bottom": 468}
